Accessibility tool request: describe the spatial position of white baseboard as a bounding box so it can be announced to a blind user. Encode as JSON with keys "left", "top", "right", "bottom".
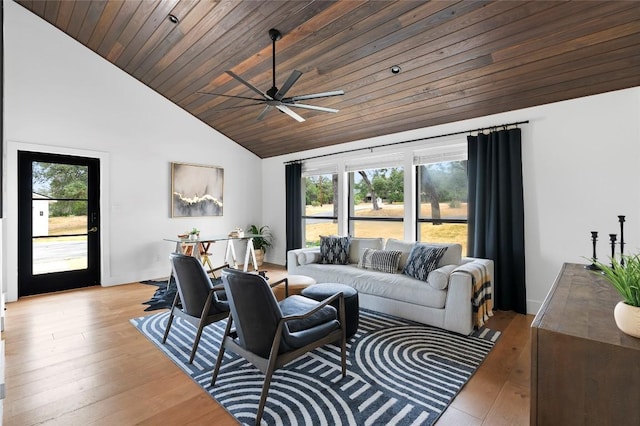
{"left": 527, "top": 299, "right": 543, "bottom": 316}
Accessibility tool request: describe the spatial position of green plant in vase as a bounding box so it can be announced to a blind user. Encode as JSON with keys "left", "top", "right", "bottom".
{"left": 247, "top": 225, "right": 272, "bottom": 266}
{"left": 592, "top": 254, "right": 640, "bottom": 338}
{"left": 187, "top": 227, "right": 200, "bottom": 240}
{"left": 247, "top": 225, "right": 272, "bottom": 252}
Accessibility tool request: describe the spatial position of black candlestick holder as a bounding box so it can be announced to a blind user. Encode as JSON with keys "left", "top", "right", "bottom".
{"left": 619, "top": 215, "right": 626, "bottom": 265}
{"left": 609, "top": 234, "right": 617, "bottom": 267}
{"left": 585, "top": 231, "right": 601, "bottom": 270}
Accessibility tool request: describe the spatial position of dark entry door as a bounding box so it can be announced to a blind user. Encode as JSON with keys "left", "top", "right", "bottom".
{"left": 18, "top": 151, "right": 101, "bottom": 296}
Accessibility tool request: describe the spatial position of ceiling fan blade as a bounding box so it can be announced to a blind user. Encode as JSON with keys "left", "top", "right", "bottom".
{"left": 275, "top": 70, "right": 303, "bottom": 100}
{"left": 285, "top": 103, "right": 339, "bottom": 113}
{"left": 286, "top": 90, "right": 344, "bottom": 102}
{"left": 196, "top": 91, "right": 264, "bottom": 101}
{"left": 256, "top": 105, "right": 273, "bottom": 121}
{"left": 226, "top": 71, "right": 271, "bottom": 99}
{"left": 276, "top": 105, "right": 305, "bottom": 122}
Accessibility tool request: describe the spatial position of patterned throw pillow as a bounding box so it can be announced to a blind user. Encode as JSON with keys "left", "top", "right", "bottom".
{"left": 319, "top": 235, "right": 351, "bottom": 265}
{"left": 358, "top": 249, "right": 402, "bottom": 273}
{"left": 403, "top": 244, "right": 449, "bottom": 282}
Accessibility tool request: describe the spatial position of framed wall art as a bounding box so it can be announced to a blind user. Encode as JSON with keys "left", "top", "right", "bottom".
{"left": 171, "top": 162, "right": 224, "bottom": 217}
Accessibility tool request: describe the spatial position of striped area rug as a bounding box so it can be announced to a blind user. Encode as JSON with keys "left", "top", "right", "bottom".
{"left": 131, "top": 309, "right": 500, "bottom": 425}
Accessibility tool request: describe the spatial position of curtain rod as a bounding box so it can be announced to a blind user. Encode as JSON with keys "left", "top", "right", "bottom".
{"left": 284, "top": 120, "right": 529, "bottom": 164}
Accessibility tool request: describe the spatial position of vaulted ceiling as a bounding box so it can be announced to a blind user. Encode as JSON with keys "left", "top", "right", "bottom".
{"left": 15, "top": 1, "right": 640, "bottom": 158}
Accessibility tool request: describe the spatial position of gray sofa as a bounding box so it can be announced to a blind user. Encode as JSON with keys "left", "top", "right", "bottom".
{"left": 287, "top": 238, "right": 493, "bottom": 335}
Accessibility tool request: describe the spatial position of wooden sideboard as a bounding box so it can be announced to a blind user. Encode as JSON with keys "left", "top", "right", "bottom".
{"left": 530, "top": 263, "right": 640, "bottom": 425}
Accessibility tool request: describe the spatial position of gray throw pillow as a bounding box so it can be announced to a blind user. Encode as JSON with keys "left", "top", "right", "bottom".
{"left": 358, "top": 248, "right": 402, "bottom": 273}
{"left": 403, "top": 244, "right": 448, "bottom": 282}
{"left": 319, "top": 235, "right": 351, "bottom": 265}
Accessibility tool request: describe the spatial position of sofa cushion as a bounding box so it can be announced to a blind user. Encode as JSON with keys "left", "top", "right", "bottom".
{"left": 384, "top": 239, "right": 463, "bottom": 269}
{"left": 383, "top": 239, "right": 415, "bottom": 270}
{"left": 427, "top": 264, "right": 457, "bottom": 290}
{"left": 297, "top": 248, "right": 321, "bottom": 265}
{"left": 430, "top": 242, "right": 463, "bottom": 267}
{"left": 348, "top": 237, "right": 385, "bottom": 264}
{"left": 358, "top": 248, "right": 402, "bottom": 274}
{"left": 319, "top": 235, "right": 351, "bottom": 265}
{"left": 291, "top": 263, "right": 447, "bottom": 309}
{"left": 403, "top": 244, "right": 448, "bottom": 281}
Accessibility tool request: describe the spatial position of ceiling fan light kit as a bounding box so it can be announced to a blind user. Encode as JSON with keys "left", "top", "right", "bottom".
{"left": 200, "top": 28, "right": 344, "bottom": 122}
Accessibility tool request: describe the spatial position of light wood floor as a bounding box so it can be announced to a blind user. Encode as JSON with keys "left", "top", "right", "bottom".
{"left": 3, "top": 264, "right": 533, "bottom": 425}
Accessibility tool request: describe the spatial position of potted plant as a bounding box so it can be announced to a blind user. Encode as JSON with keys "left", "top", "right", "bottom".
{"left": 592, "top": 254, "right": 640, "bottom": 338}
{"left": 188, "top": 227, "right": 200, "bottom": 240}
{"left": 178, "top": 227, "right": 200, "bottom": 240}
{"left": 247, "top": 225, "right": 272, "bottom": 266}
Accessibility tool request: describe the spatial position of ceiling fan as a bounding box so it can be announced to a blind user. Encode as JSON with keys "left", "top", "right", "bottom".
{"left": 199, "top": 28, "right": 344, "bottom": 122}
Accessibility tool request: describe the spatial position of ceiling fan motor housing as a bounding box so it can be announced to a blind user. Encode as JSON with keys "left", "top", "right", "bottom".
{"left": 269, "top": 28, "right": 282, "bottom": 41}
{"left": 266, "top": 86, "right": 279, "bottom": 98}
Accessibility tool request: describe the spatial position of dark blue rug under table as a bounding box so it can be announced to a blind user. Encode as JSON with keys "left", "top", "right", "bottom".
{"left": 131, "top": 308, "right": 500, "bottom": 425}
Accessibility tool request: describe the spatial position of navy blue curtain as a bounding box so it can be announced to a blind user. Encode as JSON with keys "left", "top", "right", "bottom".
{"left": 467, "top": 128, "right": 526, "bottom": 313}
{"left": 285, "top": 163, "right": 303, "bottom": 261}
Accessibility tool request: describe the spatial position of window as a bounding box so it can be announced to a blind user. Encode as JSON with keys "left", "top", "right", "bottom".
{"left": 416, "top": 160, "right": 468, "bottom": 255}
{"left": 302, "top": 173, "right": 338, "bottom": 247}
{"left": 348, "top": 166, "right": 404, "bottom": 240}
{"left": 298, "top": 142, "right": 468, "bottom": 251}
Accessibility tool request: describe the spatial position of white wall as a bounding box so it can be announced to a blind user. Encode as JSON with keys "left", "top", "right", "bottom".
{"left": 2, "top": 0, "right": 263, "bottom": 302}
{"left": 263, "top": 86, "right": 640, "bottom": 315}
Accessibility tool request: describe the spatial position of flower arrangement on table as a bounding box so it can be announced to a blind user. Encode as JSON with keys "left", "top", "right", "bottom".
{"left": 178, "top": 227, "right": 200, "bottom": 240}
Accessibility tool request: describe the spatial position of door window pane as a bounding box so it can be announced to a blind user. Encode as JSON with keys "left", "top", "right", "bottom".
{"left": 39, "top": 200, "right": 88, "bottom": 236}
{"left": 32, "top": 162, "right": 89, "bottom": 274}
{"left": 32, "top": 236, "right": 88, "bottom": 275}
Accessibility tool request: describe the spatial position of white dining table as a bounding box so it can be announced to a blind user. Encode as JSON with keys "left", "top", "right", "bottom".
{"left": 164, "top": 234, "right": 260, "bottom": 281}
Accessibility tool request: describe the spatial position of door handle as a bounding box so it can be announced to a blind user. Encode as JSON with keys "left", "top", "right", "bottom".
{"left": 88, "top": 227, "right": 98, "bottom": 233}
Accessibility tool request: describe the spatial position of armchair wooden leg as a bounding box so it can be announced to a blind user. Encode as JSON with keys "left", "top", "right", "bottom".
{"left": 211, "top": 315, "right": 234, "bottom": 387}
{"left": 210, "top": 344, "right": 226, "bottom": 387}
{"left": 340, "top": 335, "right": 347, "bottom": 377}
{"left": 256, "top": 363, "right": 276, "bottom": 426}
{"left": 162, "top": 293, "right": 181, "bottom": 344}
{"left": 162, "top": 312, "right": 174, "bottom": 343}
{"left": 189, "top": 323, "right": 205, "bottom": 364}
{"left": 339, "top": 295, "right": 347, "bottom": 377}
{"left": 189, "top": 291, "right": 215, "bottom": 364}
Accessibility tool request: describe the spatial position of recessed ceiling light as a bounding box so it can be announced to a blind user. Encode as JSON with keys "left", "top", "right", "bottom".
{"left": 168, "top": 14, "right": 179, "bottom": 24}
{"left": 391, "top": 65, "right": 401, "bottom": 74}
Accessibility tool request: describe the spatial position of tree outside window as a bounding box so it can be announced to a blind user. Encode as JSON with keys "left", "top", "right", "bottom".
{"left": 349, "top": 167, "right": 404, "bottom": 240}
{"left": 303, "top": 173, "right": 338, "bottom": 246}
{"left": 417, "top": 160, "right": 468, "bottom": 254}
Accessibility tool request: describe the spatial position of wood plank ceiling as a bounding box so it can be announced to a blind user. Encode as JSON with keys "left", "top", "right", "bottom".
{"left": 15, "top": 0, "right": 640, "bottom": 158}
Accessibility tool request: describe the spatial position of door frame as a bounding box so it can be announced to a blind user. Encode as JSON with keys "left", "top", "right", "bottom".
{"left": 5, "top": 141, "right": 111, "bottom": 302}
